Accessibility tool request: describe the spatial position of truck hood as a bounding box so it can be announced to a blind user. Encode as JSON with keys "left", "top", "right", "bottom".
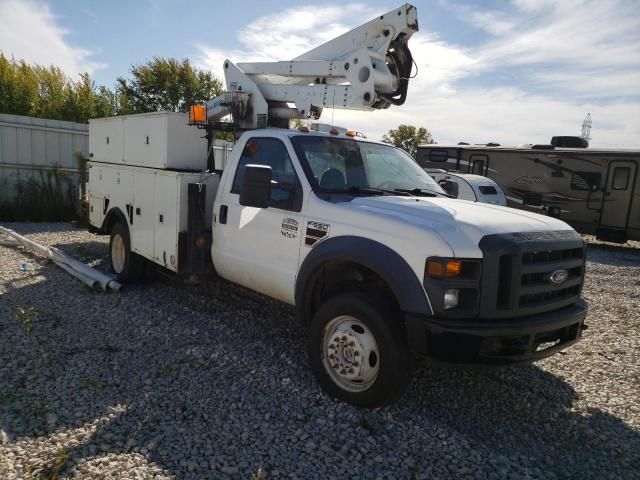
{"left": 349, "top": 196, "right": 574, "bottom": 256}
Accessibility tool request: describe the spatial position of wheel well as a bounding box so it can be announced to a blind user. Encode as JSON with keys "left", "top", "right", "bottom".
{"left": 301, "top": 260, "right": 399, "bottom": 325}
{"left": 102, "top": 208, "right": 127, "bottom": 235}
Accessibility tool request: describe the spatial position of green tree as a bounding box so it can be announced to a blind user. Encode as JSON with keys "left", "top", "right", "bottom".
{"left": 0, "top": 54, "right": 39, "bottom": 116}
{"left": 381, "top": 124, "right": 435, "bottom": 157}
{"left": 0, "top": 53, "right": 117, "bottom": 122}
{"left": 35, "top": 65, "right": 67, "bottom": 120}
{"left": 0, "top": 54, "right": 223, "bottom": 122}
{"left": 116, "top": 58, "right": 223, "bottom": 114}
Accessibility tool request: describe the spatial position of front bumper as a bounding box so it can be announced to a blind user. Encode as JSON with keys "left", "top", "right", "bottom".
{"left": 405, "top": 299, "right": 587, "bottom": 365}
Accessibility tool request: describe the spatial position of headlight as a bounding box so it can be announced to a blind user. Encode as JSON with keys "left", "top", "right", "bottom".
{"left": 424, "top": 257, "right": 481, "bottom": 316}
{"left": 443, "top": 289, "right": 459, "bottom": 310}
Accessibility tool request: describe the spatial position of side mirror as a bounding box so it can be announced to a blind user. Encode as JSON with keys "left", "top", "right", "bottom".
{"left": 440, "top": 180, "right": 459, "bottom": 198}
{"left": 239, "top": 164, "right": 272, "bottom": 208}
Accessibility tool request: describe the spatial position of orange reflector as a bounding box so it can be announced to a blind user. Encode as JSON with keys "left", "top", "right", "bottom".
{"left": 329, "top": 127, "right": 339, "bottom": 135}
{"left": 427, "top": 260, "right": 462, "bottom": 278}
{"left": 426, "top": 261, "right": 445, "bottom": 277}
{"left": 298, "top": 126, "right": 310, "bottom": 132}
{"left": 194, "top": 236, "right": 206, "bottom": 248}
{"left": 446, "top": 260, "right": 462, "bottom": 277}
{"left": 189, "top": 105, "right": 207, "bottom": 124}
{"left": 345, "top": 130, "right": 356, "bottom": 137}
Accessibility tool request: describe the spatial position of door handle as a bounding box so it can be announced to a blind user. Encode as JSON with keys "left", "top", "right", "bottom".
{"left": 219, "top": 205, "right": 228, "bottom": 224}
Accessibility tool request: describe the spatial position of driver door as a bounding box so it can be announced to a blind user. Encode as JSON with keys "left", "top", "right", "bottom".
{"left": 212, "top": 136, "right": 305, "bottom": 304}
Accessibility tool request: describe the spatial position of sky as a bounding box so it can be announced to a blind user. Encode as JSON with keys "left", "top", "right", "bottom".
{"left": 1, "top": 0, "right": 639, "bottom": 148}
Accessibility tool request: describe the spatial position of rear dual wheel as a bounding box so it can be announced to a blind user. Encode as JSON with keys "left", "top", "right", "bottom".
{"left": 109, "top": 223, "right": 147, "bottom": 283}
{"left": 307, "top": 293, "right": 412, "bottom": 408}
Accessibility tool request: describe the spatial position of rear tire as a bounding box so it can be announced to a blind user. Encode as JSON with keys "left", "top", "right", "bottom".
{"left": 307, "top": 293, "right": 412, "bottom": 408}
{"left": 109, "top": 223, "right": 146, "bottom": 283}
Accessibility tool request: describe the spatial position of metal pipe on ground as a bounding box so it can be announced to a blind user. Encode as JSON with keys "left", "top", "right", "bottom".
{"left": 0, "top": 226, "right": 121, "bottom": 292}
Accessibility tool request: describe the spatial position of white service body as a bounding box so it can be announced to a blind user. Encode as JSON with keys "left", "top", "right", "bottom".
{"left": 89, "top": 112, "right": 207, "bottom": 170}
{"left": 88, "top": 161, "right": 218, "bottom": 272}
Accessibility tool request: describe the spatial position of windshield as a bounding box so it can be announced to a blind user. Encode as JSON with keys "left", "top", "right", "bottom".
{"left": 291, "top": 136, "right": 446, "bottom": 196}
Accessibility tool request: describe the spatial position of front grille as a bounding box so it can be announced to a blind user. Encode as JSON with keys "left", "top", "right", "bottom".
{"left": 479, "top": 231, "right": 585, "bottom": 319}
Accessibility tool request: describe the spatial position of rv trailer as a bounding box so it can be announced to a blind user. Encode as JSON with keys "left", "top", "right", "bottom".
{"left": 417, "top": 141, "right": 640, "bottom": 243}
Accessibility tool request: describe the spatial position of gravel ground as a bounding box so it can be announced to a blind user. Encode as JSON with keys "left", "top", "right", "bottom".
{"left": 1, "top": 223, "right": 639, "bottom": 480}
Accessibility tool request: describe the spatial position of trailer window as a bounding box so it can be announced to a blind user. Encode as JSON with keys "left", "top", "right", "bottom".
{"left": 232, "top": 137, "right": 301, "bottom": 211}
{"left": 429, "top": 149, "right": 449, "bottom": 162}
{"left": 570, "top": 172, "right": 601, "bottom": 191}
{"left": 611, "top": 167, "right": 630, "bottom": 190}
{"left": 478, "top": 185, "right": 497, "bottom": 195}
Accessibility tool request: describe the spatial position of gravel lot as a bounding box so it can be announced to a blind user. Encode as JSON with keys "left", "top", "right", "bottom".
{"left": 1, "top": 223, "right": 639, "bottom": 480}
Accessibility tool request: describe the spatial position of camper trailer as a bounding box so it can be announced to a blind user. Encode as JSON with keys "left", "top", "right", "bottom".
{"left": 417, "top": 141, "right": 640, "bottom": 243}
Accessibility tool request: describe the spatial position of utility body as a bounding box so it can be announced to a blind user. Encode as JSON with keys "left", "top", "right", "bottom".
{"left": 86, "top": 4, "right": 588, "bottom": 407}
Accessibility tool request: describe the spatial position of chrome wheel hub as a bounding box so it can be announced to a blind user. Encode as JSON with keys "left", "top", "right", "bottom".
{"left": 322, "top": 315, "right": 380, "bottom": 392}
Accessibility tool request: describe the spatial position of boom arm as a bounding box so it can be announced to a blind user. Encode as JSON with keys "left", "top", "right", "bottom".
{"left": 205, "top": 4, "right": 418, "bottom": 129}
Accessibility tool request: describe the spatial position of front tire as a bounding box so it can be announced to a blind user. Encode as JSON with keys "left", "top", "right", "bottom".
{"left": 307, "top": 293, "right": 412, "bottom": 408}
{"left": 109, "top": 223, "right": 146, "bottom": 283}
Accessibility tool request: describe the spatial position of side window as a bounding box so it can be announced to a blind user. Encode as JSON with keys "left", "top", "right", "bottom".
{"left": 478, "top": 185, "right": 498, "bottom": 195}
{"left": 429, "top": 149, "right": 449, "bottom": 162}
{"left": 611, "top": 167, "right": 630, "bottom": 190}
{"left": 231, "top": 138, "right": 301, "bottom": 210}
{"left": 306, "top": 151, "right": 346, "bottom": 184}
{"left": 570, "top": 172, "right": 601, "bottom": 191}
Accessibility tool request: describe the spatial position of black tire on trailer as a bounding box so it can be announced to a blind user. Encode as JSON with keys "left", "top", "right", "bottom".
{"left": 307, "top": 292, "right": 412, "bottom": 408}
{"left": 108, "top": 222, "right": 146, "bottom": 283}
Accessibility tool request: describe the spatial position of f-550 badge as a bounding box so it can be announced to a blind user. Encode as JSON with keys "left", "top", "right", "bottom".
{"left": 305, "top": 221, "right": 330, "bottom": 247}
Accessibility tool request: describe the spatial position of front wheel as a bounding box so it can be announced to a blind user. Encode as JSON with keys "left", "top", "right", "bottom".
{"left": 307, "top": 293, "right": 412, "bottom": 408}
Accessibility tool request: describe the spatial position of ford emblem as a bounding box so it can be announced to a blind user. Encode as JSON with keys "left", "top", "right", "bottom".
{"left": 548, "top": 269, "right": 568, "bottom": 285}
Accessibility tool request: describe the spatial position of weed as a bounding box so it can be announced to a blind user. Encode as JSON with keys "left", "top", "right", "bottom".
{"left": 1, "top": 164, "right": 77, "bottom": 221}
{"left": 102, "top": 343, "right": 120, "bottom": 354}
{"left": 16, "top": 306, "right": 39, "bottom": 333}
{"left": 40, "top": 448, "right": 70, "bottom": 480}
{"left": 251, "top": 382, "right": 260, "bottom": 397}
{"left": 251, "top": 468, "right": 266, "bottom": 480}
{"left": 161, "top": 363, "right": 176, "bottom": 377}
{"left": 0, "top": 390, "right": 16, "bottom": 403}
{"left": 88, "top": 378, "right": 104, "bottom": 391}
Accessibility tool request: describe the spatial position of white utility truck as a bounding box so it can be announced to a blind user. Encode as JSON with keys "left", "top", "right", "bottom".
{"left": 87, "top": 4, "right": 588, "bottom": 407}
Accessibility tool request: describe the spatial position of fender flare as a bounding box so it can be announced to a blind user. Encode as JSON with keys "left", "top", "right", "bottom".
{"left": 295, "top": 236, "right": 432, "bottom": 324}
{"left": 101, "top": 207, "right": 128, "bottom": 234}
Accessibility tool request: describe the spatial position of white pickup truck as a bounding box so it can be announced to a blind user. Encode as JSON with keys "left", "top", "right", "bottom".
{"left": 86, "top": 4, "right": 587, "bottom": 407}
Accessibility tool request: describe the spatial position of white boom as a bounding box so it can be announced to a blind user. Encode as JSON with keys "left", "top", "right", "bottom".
{"left": 205, "top": 4, "right": 418, "bottom": 129}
